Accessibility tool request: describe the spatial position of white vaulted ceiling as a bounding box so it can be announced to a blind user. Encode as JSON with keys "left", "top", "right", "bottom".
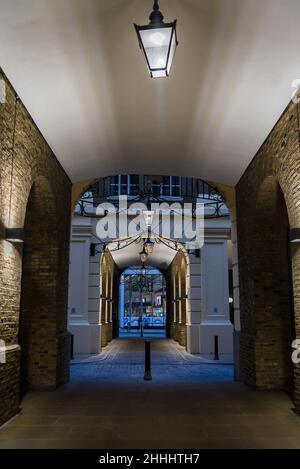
{"left": 0, "top": 0, "right": 299, "bottom": 185}
{"left": 109, "top": 238, "right": 176, "bottom": 270}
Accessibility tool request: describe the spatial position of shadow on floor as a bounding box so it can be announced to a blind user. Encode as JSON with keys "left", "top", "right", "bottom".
{"left": 0, "top": 339, "right": 299, "bottom": 449}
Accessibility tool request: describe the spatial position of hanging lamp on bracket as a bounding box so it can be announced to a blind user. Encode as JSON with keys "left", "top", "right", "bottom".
{"left": 5, "top": 95, "right": 24, "bottom": 244}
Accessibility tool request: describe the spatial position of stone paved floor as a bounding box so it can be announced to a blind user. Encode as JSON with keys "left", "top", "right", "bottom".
{"left": 71, "top": 338, "right": 233, "bottom": 384}
{"left": 72, "top": 338, "right": 234, "bottom": 365}
{"left": 0, "top": 339, "right": 300, "bottom": 449}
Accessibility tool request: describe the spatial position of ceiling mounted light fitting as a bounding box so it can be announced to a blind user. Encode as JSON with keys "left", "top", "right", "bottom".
{"left": 134, "top": 0, "right": 178, "bottom": 78}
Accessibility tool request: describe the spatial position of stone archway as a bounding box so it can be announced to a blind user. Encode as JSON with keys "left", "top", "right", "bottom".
{"left": 98, "top": 238, "right": 190, "bottom": 349}
{"left": 100, "top": 251, "right": 116, "bottom": 348}
{"left": 100, "top": 261, "right": 170, "bottom": 346}
{"left": 19, "top": 176, "right": 71, "bottom": 393}
{"left": 168, "top": 250, "right": 189, "bottom": 348}
{"left": 70, "top": 176, "right": 234, "bottom": 357}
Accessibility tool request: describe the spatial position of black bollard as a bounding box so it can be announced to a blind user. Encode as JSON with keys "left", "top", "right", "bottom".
{"left": 144, "top": 340, "right": 152, "bottom": 381}
{"left": 214, "top": 335, "right": 219, "bottom": 360}
{"left": 70, "top": 334, "right": 74, "bottom": 360}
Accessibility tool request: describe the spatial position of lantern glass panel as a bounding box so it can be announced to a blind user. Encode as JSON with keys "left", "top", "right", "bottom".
{"left": 140, "top": 26, "right": 172, "bottom": 72}
{"left": 167, "top": 30, "right": 177, "bottom": 75}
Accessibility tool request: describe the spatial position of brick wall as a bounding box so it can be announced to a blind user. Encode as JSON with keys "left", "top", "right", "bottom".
{"left": 236, "top": 100, "right": 300, "bottom": 408}
{"left": 0, "top": 69, "right": 72, "bottom": 425}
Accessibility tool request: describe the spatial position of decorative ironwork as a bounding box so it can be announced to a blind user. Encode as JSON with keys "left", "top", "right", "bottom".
{"left": 90, "top": 233, "right": 191, "bottom": 259}
{"left": 75, "top": 175, "right": 228, "bottom": 219}
{"left": 77, "top": 175, "right": 228, "bottom": 257}
{"left": 123, "top": 273, "right": 154, "bottom": 293}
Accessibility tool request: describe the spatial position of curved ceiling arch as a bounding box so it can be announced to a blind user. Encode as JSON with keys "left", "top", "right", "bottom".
{"left": 1, "top": 0, "right": 299, "bottom": 185}
{"left": 107, "top": 237, "right": 181, "bottom": 271}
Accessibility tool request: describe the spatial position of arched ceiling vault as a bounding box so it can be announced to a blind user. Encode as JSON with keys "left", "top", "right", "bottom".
{"left": 108, "top": 238, "right": 178, "bottom": 271}
{"left": 0, "top": 0, "right": 299, "bottom": 185}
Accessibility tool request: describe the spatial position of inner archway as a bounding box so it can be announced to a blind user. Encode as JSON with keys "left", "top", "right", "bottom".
{"left": 99, "top": 235, "right": 189, "bottom": 350}
{"left": 119, "top": 267, "right": 167, "bottom": 339}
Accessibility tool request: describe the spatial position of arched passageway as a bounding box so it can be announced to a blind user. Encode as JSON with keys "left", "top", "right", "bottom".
{"left": 19, "top": 176, "right": 71, "bottom": 394}
{"left": 1, "top": 32, "right": 300, "bottom": 446}
{"left": 238, "top": 176, "right": 296, "bottom": 391}
{"left": 118, "top": 267, "right": 167, "bottom": 339}
{"left": 254, "top": 177, "right": 294, "bottom": 389}
{"left": 19, "top": 177, "right": 58, "bottom": 392}
{"left": 168, "top": 250, "right": 188, "bottom": 347}
{"left": 68, "top": 175, "right": 234, "bottom": 360}
{"left": 98, "top": 237, "right": 190, "bottom": 351}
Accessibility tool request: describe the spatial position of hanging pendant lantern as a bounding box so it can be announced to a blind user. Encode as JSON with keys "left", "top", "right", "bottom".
{"left": 144, "top": 237, "right": 155, "bottom": 254}
{"left": 134, "top": 0, "right": 178, "bottom": 78}
{"left": 139, "top": 247, "right": 148, "bottom": 263}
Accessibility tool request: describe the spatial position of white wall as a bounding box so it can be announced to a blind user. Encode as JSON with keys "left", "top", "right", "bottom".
{"left": 199, "top": 238, "right": 233, "bottom": 354}
{"left": 68, "top": 218, "right": 102, "bottom": 354}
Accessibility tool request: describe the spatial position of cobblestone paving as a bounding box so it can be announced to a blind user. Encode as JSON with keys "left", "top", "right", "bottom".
{"left": 72, "top": 338, "right": 234, "bottom": 365}
{"left": 71, "top": 363, "right": 234, "bottom": 382}
{"left": 71, "top": 339, "right": 234, "bottom": 382}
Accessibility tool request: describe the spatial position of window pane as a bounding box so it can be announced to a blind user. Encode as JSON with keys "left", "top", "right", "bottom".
{"left": 151, "top": 180, "right": 162, "bottom": 195}
{"left": 172, "top": 186, "right": 181, "bottom": 196}
{"left": 120, "top": 175, "right": 128, "bottom": 195}
{"left": 110, "top": 176, "right": 119, "bottom": 196}
{"left": 167, "top": 31, "right": 177, "bottom": 75}
{"left": 171, "top": 176, "right": 181, "bottom": 196}
{"left": 129, "top": 175, "right": 139, "bottom": 195}
{"left": 110, "top": 176, "right": 118, "bottom": 185}
{"left": 163, "top": 176, "right": 171, "bottom": 196}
